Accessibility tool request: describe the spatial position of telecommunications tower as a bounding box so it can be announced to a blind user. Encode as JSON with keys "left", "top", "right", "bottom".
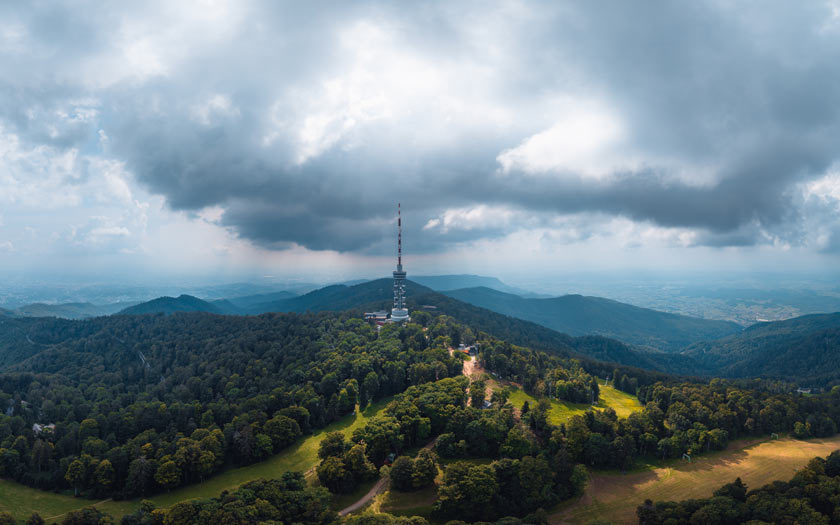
{"left": 391, "top": 203, "right": 410, "bottom": 322}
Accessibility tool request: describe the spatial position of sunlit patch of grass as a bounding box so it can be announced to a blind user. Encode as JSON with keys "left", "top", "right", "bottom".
{"left": 554, "top": 435, "right": 840, "bottom": 524}
{"left": 505, "top": 380, "right": 642, "bottom": 425}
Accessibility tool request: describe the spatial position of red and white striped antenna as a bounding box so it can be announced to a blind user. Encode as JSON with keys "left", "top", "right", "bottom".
{"left": 397, "top": 203, "right": 402, "bottom": 270}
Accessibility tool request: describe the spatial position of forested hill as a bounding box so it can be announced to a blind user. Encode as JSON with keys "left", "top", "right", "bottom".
{"left": 0, "top": 311, "right": 467, "bottom": 499}
{"left": 115, "top": 278, "right": 840, "bottom": 387}
{"left": 231, "top": 278, "right": 699, "bottom": 375}
{"left": 684, "top": 312, "right": 840, "bottom": 386}
{"left": 118, "top": 294, "right": 231, "bottom": 315}
{"left": 443, "top": 286, "right": 742, "bottom": 352}
{"left": 108, "top": 279, "right": 702, "bottom": 376}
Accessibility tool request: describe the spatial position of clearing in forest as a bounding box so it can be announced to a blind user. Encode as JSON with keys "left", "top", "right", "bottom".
{"left": 505, "top": 380, "right": 643, "bottom": 424}
{"left": 553, "top": 434, "right": 840, "bottom": 524}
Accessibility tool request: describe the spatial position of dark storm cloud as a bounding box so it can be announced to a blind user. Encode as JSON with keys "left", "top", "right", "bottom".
{"left": 3, "top": 1, "right": 840, "bottom": 254}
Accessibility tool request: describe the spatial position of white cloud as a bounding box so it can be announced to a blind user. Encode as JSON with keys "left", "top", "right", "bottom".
{"left": 424, "top": 205, "right": 517, "bottom": 234}
{"left": 89, "top": 226, "right": 131, "bottom": 238}
{"left": 805, "top": 170, "right": 840, "bottom": 203}
{"left": 191, "top": 94, "right": 240, "bottom": 126}
{"left": 497, "top": 101, "right": 625, "bottom": 179}
{"left": 0, "top": 1, "right": 839, "bottom": 280}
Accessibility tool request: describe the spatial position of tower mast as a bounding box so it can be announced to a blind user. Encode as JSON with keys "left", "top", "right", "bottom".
{"left": 391, "top": 203, "right": 409, "bottom": 322}
{"left": 397, "top": 203, "right": 402, "bottom": 271}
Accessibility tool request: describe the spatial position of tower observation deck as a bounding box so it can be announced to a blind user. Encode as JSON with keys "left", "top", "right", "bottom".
{"left": 391, "top": 203, "right": 410, "bottom": 322}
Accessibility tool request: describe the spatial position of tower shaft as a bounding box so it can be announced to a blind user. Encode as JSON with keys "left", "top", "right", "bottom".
{"left": 391, "top": 203, "right": 409, "bottom": 322}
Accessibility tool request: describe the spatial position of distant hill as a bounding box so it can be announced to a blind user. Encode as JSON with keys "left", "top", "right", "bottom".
{"left": 412, "top": 274, "right": 548, "bottom": 297}
{"left": 118, "top": 295, "right": 231, "bottom": 315}
{"left": 442, "top": 287, "right": 742, "bottom": 352}
{"left": 223, "top": 291, "right": 297, "bottom": 311}
{"left": 13, "top": 301, "right": 137, "bottom": 319}
{"left": 683, "top": 312, "right": 840, "bottom": 385}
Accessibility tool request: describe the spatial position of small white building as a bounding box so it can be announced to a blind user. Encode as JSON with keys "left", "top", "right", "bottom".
{"left": 32, "top": 423, "right": 56, "bottom": 435}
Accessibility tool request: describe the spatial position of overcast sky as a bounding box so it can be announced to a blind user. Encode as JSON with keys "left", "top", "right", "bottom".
{"left": 2, "top": 1, "right": 840, "bottom": 284}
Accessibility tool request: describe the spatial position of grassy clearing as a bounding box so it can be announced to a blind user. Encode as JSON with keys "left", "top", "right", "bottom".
{"left": 0, "top": 481, "right": 102, "bottom": 522}
{"left": 555, "top": 434, "right": 840, "bottom": 525}
{"left": 597, "top": 382, "right": 644, "bottom": 419}
{"left": 505, "top": 381, "right": 642, "bottom": 426}
{"left": 379, "top": 485, "right": 437, "bottom": 518}
{"left": 0, "top": 399, "right": 391, "bottom": 521}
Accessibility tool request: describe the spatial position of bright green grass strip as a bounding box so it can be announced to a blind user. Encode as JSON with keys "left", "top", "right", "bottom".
{"left": 2, "top": 399, "right": 391, "bottom": 521}
{"left": 0, "top": 480, "right": 98, "bottom": 522}
{"left": 596, "top": 381, "right": 644, "bottom": 419}
{"left": 506, "top": 381, "right": 642, "bottom": 425}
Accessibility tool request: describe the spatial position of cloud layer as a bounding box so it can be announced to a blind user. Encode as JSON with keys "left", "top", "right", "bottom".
{"left": 2, "top": 0, "right": 840, "bottom": 270}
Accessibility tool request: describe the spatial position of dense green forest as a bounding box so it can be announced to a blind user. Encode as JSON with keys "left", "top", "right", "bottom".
{"left": 0, "top": 309, "right": 622, "bottom": 512}
{"left": 0, "top": 312, "right": 465, "bottom": 498}
{"left": 473, "top": 338, "right": 840, "bottom": 471}
{"left": 638, "top": 450, "right": 840, "bottom": 524}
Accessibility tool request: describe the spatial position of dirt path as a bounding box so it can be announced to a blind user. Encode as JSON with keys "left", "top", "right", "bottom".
{"left": 338, "top": 477, "right": 388, "bottom": 516}
{"left": 462, "top": 354, "right": 476, "bottom": 377}
{"left": 338, "top": 435, "right": 439, "bottom": 516}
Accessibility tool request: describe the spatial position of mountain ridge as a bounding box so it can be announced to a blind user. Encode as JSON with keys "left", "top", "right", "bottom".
{"left": 411, "top": 274, "right": 549, "bottom": 297}
{"left": 442, "top": 286, "right": 742, "bottom": 352}
{"left": 683, "top": 312, "right": 840, "bottom": 385}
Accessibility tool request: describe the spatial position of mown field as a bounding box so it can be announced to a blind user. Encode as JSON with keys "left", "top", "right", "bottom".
{"left": 553, "top": 434, "right": 840, "bottom": 524}
{"left": 506, "top": 380, "right": 643, "bottom": 425}
{"left": 378, "top": 484, "right": 437, "bottom": 518}
{"left": 0, "top": 399, "right": 391, "bottom": 521}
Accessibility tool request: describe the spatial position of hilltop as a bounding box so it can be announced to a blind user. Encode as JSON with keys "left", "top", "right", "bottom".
{"left": 117, "top": 294, "right": 231, "bottom": 315}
